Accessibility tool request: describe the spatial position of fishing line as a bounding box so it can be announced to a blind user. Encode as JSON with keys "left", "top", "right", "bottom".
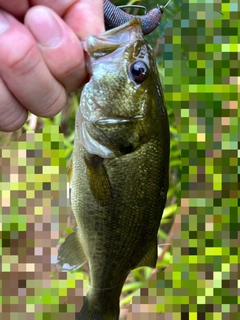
{"left": 163, "top": 0, "right": 172, "bottom": 9}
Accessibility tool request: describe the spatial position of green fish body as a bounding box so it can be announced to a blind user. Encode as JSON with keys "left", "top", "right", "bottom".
{"left": 58, "top": 18, "right": 170, "bottom": 320}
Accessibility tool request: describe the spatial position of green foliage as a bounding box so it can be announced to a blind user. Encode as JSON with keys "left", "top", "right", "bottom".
{"left": 1, "top": 0, "right": 238, "bottom": 318}
{"left": 0, "top": 1, "right": 182, "bottom": 318}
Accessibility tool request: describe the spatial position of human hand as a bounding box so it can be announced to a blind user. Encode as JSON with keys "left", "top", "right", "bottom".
{"left": 0, "top": 0, "right": 104, "bottom": 132}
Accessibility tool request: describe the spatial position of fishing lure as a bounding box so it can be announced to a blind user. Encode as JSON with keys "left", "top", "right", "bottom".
{"left": 103, "top": 0, "right": 171, "bottom": 35}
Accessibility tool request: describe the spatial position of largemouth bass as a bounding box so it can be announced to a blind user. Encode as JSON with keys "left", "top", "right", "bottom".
{"left": 57, "top": 18, "right": 170, "bottom": 320}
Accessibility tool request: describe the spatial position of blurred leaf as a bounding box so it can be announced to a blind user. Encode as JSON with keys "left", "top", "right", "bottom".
{"left": 170, "top": 149, "right": 181, "bottom": 159}
{"left": 170, "top": 159, "right": 182, "bottom": 168}
{"left": 170, "top": 139, "right": 179, "bottom": 149}
{"left": 122, "top": 281, "right": 142, "bottom": 293}
{"left": 58, "top": 237, "right": 65, "bottom": 244}
{"left": 158, "top": 66, "right": 165, "bottom": 79}
{"left": 170, "top": 126, "right": 178, "bottom": 134}
{"left": 144, "top": 267, "right": 153, "bottom": 280}
{"left": 156, "top": 251, "right": 172, "bottom": 268}
{"left": 162, "top": 204, "right": 177, "bottom": 219}
{"left": 120, "top": 291, "right": 135, "bottom": 307}
{"left": 43, "top": 118, "right": 53, "bottom": 126}
{"left": 64, "top": 228, "right": 74, "bottom": 234}
{"left": 158, "top": 0, "right": 183, "bottom": 38}
{"left": 50, "top": 270, "right": 56, "bottom": 278}
{"left": 127, "top": 0, "right": 140, "bottom": 4}
{"left": 131, "top": 268, "right": 145, "bottom": 282}
{"left": 167, "top": 187, "right": 174, "bottom": 199}
{"left": 158, "top": 228, "right": 168, "bottom": 240}
{"left": 65, "top": 147, "right": 73, "bottom": 160}
{"left": 23, "top": 122, "right": 31, "bottom": 132}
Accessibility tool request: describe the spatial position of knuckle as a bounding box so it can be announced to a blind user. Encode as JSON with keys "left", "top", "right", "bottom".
{"left": 0, "top": 77, "right": 27, "bottom": 131}
{"left": 35, "top": 89, "right": 67, "bottom": 118}
{"left": 0, "top": 107, "right": 27, "bottom": 132}
{"left": 6, "top": 41, "right": 41, "bottom": 77}
{"left": 0, "top": 31, "right": 41, "bottom": 78}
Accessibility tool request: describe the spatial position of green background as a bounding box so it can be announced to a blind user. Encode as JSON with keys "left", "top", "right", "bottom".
{"left": 0, "top": 0, "right": 239, "bottom": 319}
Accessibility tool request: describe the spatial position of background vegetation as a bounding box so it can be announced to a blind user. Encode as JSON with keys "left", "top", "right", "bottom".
{"left": 1, "top": 0, "right": 239, "bottom": 319}
{"left": 0, "top": 1, "right": 181, "bottom": 318}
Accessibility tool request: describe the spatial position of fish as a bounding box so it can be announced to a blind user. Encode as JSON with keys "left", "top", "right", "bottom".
{"left": 57, "top": 17, "right": 170, "bottom": 320}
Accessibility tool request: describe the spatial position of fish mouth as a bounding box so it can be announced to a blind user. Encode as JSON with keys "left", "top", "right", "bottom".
{"left": 96, "top": 118, "right": 131, "bottom": 125}
{"left": 95, "top": 115, "right": 142, "bottom": 125}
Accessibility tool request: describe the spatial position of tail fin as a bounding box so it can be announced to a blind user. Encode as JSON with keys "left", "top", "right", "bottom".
{"left": 76, "top": 294, "right": 119, "bottom": 320}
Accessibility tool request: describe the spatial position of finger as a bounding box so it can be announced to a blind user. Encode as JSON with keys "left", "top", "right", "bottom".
{"left": 0, "top": 0, "right": 29, "bottom": 20}
{"left": 25, "top": 6, "right": 86, "bottom": 93}
{"left": 29, "top": 0, "right": 78, "bottom": 17}
{"left": 63, "top": 0, "right": 105, "bottom": 40}
{"left": 0, "top": 10, "right": 67, "bottom": 118}
{"left": 0, "top": 77, "right": 28, "bottom": 132}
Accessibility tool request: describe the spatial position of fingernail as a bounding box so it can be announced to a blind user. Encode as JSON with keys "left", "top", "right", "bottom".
{"left": 27, "top": 7, "right": 63, "bottom": 47}
{"left": 0, "top": 11, "right": 10, "bottom": 34}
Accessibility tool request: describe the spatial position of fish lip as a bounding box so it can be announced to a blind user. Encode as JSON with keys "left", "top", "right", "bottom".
{"left": 95, "top": 115, "right": 142, "bottom": 125}
{"left": 96, "top": 118, "right": 131, "bottom": 125}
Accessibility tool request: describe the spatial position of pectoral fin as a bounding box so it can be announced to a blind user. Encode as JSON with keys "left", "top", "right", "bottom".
{"left": 57, "top": 228, "right": 87, "bottom": 271}
{"left": 84, "top": 154, "right": 112, "bottom": 206}
{"left": 135, "top": 237, "right": 158, "bottom": 269}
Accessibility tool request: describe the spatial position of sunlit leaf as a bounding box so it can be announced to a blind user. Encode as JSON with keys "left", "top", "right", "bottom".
{"left": 158, "top": 228, "right": 168, "bottom": 240}
{"left": 127, "top": 0, "right": 140, "bottom": 5}
{"left": 122, "top": 281, "right": 142, "bottom": 293}
{"left": 170, "top": 159, "right": 182, "bottom": 167}
{"left": 162, "top": 204, "right": 177, "bottom": 219}
{"left": 144, "top": 267, "right": 153, "bottom": 280}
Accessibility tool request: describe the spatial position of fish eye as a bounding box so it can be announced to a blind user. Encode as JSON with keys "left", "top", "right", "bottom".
{"left": 129, "top": 61, "right": 149, "bottom": 83}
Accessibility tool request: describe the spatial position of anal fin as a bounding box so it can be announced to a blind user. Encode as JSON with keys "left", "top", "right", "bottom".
{"left": 135, "top": 237, "right": 158, "bottom": 269}
{"left": 57, "top": 228, "right": 87, "bottom": 271}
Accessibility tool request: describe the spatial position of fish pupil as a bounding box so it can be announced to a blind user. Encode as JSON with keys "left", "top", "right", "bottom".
{"left": 129, "top": 61, "right": 148, "bottom": 83}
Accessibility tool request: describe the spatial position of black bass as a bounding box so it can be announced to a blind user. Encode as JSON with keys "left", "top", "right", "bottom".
{"left": 57, "top": 18, "right": 170, "bottom": 320}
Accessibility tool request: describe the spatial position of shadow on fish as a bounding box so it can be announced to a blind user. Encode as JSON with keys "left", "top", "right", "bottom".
{"left": 57, "top": 2, "right": 171, "bottom": 320}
